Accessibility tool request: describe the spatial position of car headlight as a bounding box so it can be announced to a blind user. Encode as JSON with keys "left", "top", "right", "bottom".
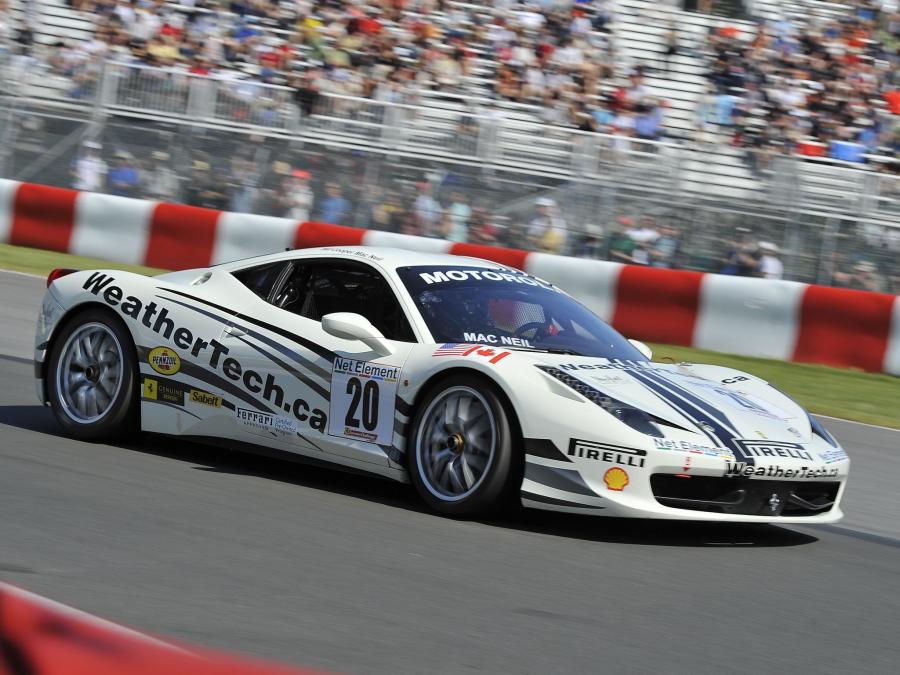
{"left": 537, "top": 366, "right": 663, "bottom": 437}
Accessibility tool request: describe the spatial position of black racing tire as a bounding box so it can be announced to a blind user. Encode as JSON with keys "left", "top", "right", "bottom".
{"left": 407, "top": 373, "right": 522, "bottom": 517}
{"left": 46, "top": 307, "right": 138, "bottom": 440}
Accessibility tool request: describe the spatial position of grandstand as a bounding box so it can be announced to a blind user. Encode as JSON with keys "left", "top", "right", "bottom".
{"left": 1, "top": 0, "right": 898, "bottom": 290}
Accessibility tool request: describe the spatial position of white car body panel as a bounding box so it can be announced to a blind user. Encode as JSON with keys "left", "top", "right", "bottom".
{"left": 35, "top": 246, "right": 850, "bottom": 522}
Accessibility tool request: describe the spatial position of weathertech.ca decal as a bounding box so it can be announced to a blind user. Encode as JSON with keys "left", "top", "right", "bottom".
{"left": 82, "top": 273, "right": 328, "bottom": 433}
{"left": 603, "top": 467, "right": 629, "bottom": 491}
{"left": 724, "top": 462, "right": 839, "bottom": 479}
{"left": 432, "top": 344, "right": 510, "bottom": 364}
{"left": 148, "top": 346, "right": 181, "bottom": 375}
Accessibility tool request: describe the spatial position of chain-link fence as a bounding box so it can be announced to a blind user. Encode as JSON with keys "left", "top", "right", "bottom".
{"left": 0, "top": 60, "right": 898, "bottom": 293}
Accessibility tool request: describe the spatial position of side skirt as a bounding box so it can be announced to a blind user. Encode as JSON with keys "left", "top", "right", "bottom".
{"left": 157, "top": 432, "right": 409, "bottom": 483}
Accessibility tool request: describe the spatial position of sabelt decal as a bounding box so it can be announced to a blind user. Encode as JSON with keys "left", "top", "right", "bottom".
{"left": 568, "top": 439, "right": 646, "bottom": 468}
{"left": 603, "top": 467, "right": 629, "bottom": 491}
{"left": 142, "top": 376, "right": 183, "bottom": 406}
{"left": 148, "top": 346, "right": 181, "bottom": 375}
{"left": 190, "top": 389, "right": 223, "bottom": 408}
{"left": 82, "top": 272, "right": 327, "bottom": 433}
{"left": 724, "top": 462, "right": 839, "bottom": 479}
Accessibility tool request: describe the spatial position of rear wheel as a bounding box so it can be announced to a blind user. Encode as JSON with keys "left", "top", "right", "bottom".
{"left": 408, "top": 374, "right": 521, "bottom": 517}
{"left": 47, "top": 309, "right": 138, "bottom": 440}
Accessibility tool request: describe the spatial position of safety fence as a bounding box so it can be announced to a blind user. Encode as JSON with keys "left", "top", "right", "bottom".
{"left": 2, "top": 178, "right": 897, "bottom": 375}
{"left": 6, "top": 58, "right": 900, "bottom": 217}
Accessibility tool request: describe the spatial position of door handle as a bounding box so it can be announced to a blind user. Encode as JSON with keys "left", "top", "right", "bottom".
{"left": 224, "top": 326, "right": 246, "bottom": 338}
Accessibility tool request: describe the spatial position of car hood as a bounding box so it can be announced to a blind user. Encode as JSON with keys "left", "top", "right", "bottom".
{"left": 524, "top": 353, "right": 812, "bottom": 445}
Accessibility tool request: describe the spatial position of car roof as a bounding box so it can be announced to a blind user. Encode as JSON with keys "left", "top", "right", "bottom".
{"left": 218, "top": 246, "right": 509, "bottom": 273}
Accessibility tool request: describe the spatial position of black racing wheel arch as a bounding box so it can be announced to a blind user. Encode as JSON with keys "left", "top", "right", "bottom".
{"left": 406, "top": 368, "right": 525, "bottom": 517}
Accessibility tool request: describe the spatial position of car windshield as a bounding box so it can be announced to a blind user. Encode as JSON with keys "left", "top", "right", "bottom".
{"left": 397, "top": 265, "right": 647, "bottom": 360}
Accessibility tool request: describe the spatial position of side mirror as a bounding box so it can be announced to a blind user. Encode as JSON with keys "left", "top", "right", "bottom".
{"left": 629, "top": 339, "right": 653, "bottom": 360}
{"left": 322, "top": 312, "right": 394, "bottom": 357}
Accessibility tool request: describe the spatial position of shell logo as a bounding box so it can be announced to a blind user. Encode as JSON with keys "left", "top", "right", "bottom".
{"left": 603, "top": 467, "right": 629, "bottom": 491}
{"left": 148, "top": 347, "right": 181, "bottom": 375}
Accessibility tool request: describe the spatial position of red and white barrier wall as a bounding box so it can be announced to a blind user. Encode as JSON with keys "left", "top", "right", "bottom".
{"left": 1, "top": 179, "right": 898, "bottom": 375}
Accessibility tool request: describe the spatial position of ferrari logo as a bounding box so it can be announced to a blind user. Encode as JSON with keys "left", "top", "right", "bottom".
{"left": 768, "top": 493, "right": 781, "bottom": 513}
{"left": 142, "top": 378, "right": 158, "bottom": 400}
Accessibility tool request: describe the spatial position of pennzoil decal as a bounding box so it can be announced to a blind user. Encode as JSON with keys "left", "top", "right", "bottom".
{"left": 148, "top": 346, "right": 181, "bottom": 375}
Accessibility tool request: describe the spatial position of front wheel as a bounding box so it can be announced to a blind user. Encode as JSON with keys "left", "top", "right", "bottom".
{"left": 47, "top": 308, "right": 138, "bottom": 440}
{"left": 408, "top": 374, "right": 521, "bottom": 517}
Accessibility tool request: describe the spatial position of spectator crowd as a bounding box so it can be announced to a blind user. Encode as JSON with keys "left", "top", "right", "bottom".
{"left": 702, "top": 0, "right": 900, "bottom": 172}
{"left": 4, "top": 0, "right": 900, "bottom": 290}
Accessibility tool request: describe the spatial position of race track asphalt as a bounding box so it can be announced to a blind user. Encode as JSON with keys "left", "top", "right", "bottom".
{"left": 1, "top": 271, "right": 899, "bottom": 674}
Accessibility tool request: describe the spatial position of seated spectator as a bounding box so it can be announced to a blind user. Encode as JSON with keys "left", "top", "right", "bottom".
{"left": 757, "top": 241, "right": 784, "bottom": 279}
{"left": 468, "top": 208, "right": 499, "bottom": 246}
{"left": 833, "top": 260, "right": 887, "bottom": 292}
{"left": 652, "top": 224, "right": 681, "bottom": 268}
{"left": 107, "top": 150, "right": 140, "bottom": 197}
{"left": 316, "top": 182, "right": 350, "bottom": 225}
{"left": 71, "top": 141, "right": 108, "bottom": 193}
{"left": 721, "top": 237, "right": 761, "bottom": 276}
{"left": 606, "top": 218, "right": 637, "bottom": 263}
{"left": 527, "top": 197, "right": 567, "bottom": 254}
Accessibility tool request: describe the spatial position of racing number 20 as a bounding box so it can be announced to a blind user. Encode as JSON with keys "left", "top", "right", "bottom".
{"left": 345, "top": 377, "right": 379, "bottom": 431}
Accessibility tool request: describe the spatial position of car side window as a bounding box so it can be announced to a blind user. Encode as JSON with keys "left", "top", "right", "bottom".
{"left": 231, "top": 262, "right": 290, "bottom": 301}
{"left": 275, "top": 261, "right": 416, "bottom": 342}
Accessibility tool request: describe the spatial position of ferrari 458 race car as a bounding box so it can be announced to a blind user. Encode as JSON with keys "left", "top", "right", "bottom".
{"left": 34, "top": 246, "right": 849, "bottom": 521}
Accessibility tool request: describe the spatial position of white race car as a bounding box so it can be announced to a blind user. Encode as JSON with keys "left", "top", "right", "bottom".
{"left": 34, "top": 246, "right": 849, "bottom": 521}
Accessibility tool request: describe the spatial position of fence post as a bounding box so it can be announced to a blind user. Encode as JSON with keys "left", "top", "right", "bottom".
{"left": 571, "top": 132, "right": 596, "bottom": 176}
{"left": 187, "top": 76, "right": 215, "bottom": 120}
{"left": 92, "top": 60, "right": 110, "bottom": 122}
{"left": 859, "top": 170, "right": 878, "bottom": 218}
{"left": 381, "top": 102, "right": 404, "bottom": 148}
{"left": 476, "top": 112, "right": 501, "bottom": 164}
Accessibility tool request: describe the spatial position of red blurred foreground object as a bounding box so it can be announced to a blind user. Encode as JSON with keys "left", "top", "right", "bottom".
{"left": 0, "top": 583, "right": 328, "bottom": 675}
